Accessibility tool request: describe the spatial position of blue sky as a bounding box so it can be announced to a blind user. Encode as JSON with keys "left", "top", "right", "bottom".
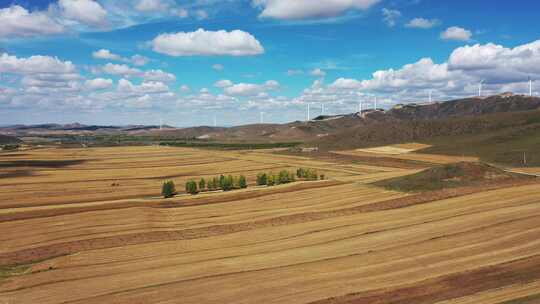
{"left": 0, "top": 0, "right": 539, "bottom": 126}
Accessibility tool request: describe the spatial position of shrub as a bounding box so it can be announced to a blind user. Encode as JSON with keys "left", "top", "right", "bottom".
{"left": 320, "top": 174, "right": 325, "bottom": 180}
{"left": 199, "top": 178, "right": 206, "bottom": 191}
{"left": 239, "top": 175, "right": 248, "bottom": 188}
{"left": 296, "top": 168, "right": 305, "bottom": 178}
{"left": 161, "top": 181, "right": 176, "bottom": 198}
{"left": 278, "top": 170, "right": 292, "bottom": 184}
{"left": 256, "top": 173, "right": 267, "bottom": 186}
{"left": 185, "top": 180, "right": 198, "bottom": 195}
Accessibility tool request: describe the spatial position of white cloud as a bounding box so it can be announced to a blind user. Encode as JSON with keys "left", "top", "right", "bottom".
{"left": 214, "top": 79, "right": 234, "bottom": 88}
{"left": 59, "top": 0, "right": 107, "bottom": 26}
{"left": 142, "top": 69, "right": 176, "bottom": 82}
{"left": 151, "top": 29, "right": 265, "bottom": 56}
{"left": 310, "top": 68, "right": 326, "bottom": 77}
{"left": 85, "top": 78, "right": 113, "bottom": 90}
{"left": 441, "top": 26, "right": 472, "bottom": 41}
{"left": 382, "top": 8, "right": 401, "bottom": 27}
{"left": 0, "top": 5, "right": 65, "bottom": 38}
{"left": 135, "top": 0, "right": 169, "bottom": 12}
{"left": 212, "top": 64, "right": 224, "bottom": 71}
{"left": 405, "top": 17, "right": 440, "bottom": 29}
{"left": 98, "top": 63, "right": 142, "bottom": 77}
{"left": 223, "top": 80, "right": 279, "bottom": 96}
{"left": 131, "top": 54, "right": 149, "bottom": 66}
{"left": 448, "top": 40, "right": 540, "bottom": 83}
{"left": 0, "top": 53, "right": 76, "bottom": 74}
{"left": 93, "top": 50, "right": 149, "bottom": 66}
{"left": 253, "top": 0, "right": 382, "bottom": 20}
{"left": 92, "top": 49, "right": 123, "bottom": 61}
{"left": 117, "top": 79, "right": 169, "bottom": 94}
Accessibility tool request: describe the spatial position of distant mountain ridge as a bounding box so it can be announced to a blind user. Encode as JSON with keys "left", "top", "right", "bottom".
{"left": 2, "top": 94, "right": 540, "bottom": 145}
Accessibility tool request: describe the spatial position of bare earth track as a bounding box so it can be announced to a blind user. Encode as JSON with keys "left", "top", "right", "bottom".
{"left": 1, "top": 146, "right": 539, "bottom": 304}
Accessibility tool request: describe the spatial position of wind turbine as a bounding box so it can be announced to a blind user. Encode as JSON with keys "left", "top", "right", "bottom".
{"left": 529, "top": 76, "right": 533, "bottom": 97}
{"left": 478, "top": 80, "right": 485, "bottom": 97}
{"left": 159, "top": 117, "right": 163, "bottom": 130}
{"left": 374, "top": 96, "right": 378, "bottom": 110}
{"left": 307, "top": 103, "right": 311, "bottom": 121}
{"left": 321, "top": 103, "right": 325, "bottom": 115}
{"left": 429, "top": 90, "right": 433, "bottom": 103}
{"left": 213, "top": 114, "right": 217, "bottom": 127}
{"left": 260, "top": 112, "right": 264, "bottom": 124}
{"left": 358, "top": 100, "right": 363, "bottom": 113}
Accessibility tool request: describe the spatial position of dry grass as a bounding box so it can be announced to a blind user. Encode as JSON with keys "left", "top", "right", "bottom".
{"left": 0, "top": 146, "right": 539, "bottom": 304}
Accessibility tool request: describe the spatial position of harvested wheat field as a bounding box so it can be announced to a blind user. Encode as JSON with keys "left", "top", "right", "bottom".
{"left": 1, "top": 146, "right": 539, "bottom": 304}
{"left": 335, "top": 144, "right": 479, "bottom": 165}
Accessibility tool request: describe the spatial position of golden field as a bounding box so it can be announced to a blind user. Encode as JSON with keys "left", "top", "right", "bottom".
{"left": 1, "top": 146, "right": 539, "bottom": 304}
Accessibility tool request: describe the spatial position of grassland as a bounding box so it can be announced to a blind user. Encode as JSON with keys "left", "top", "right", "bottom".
{"left": 1, "top": 145, "right": 539, "bottom": 304}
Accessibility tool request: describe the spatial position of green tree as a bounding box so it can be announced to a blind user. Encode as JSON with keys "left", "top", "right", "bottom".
{"left": 219, "top": 175, "right": 226, "bottom": 189}
{"left": 296, "top": 168, "right": 305, "bottom": 178}
{"left": 256, "top": 173, "right": 267, "bottom": 186}
{"left": 185, "top": 180, "right": 198, "bottom": 195}
{"left": 239, "top": 175, "right": 248, "bottom": 188}
{"left": 278, "top": 170, "right": 291, "bottom": 184}
{"left": 267, "top": 173, "right": 276, "bottom": 186}
{"left": 161, "top": 181, "right": 176, "bottom": 198}
{"left": 199, "top": 178, "right": 206, "bottom": 191}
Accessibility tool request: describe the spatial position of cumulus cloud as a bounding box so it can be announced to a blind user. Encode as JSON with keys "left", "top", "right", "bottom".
{"left": 151, "top": 29, "right": 265, "bottom": 56}
{"left": 405, "top": 17, "right": 441, "bottom": 29}
{"left": 448, "top": 40, "right": 540, "bottom": 83}
{"left": 92, "top": 49, "right": 149, "bottom": 66}
{"left": 85, "top": 78, "right": 113, "bottom": 90}
{"left": 0, "top": 53, "right": 76, "bottom": 74}
{"left": 0, "top": 5, "right": 65, "bottom": 38}
{"left": 310, "top": 68, "right": 326, "bottom": 77}
{"left": 253, "top": 0, "right": 382, "bottom": 20}
{"left": 98, "top": 63, "right": 142, "bottom": 77}
{"left": 441, "top": 26, "right": 472, "bottom": 41}
{"left": 92, "top": 49, "right": 123, "bottom": 61}
{"left": 117, "top": 79, "right": 169, "bottom": 94}
{"left": 223, "top": 80, "right": 280, "bottom": 96}
{"left": 382, "top": 8, "right": 401, "bottom": 27}
{"left": 59, "top": 0, "right": 107, "bottom": 26}
{"left": 142, "top": 69, "right": 176, "bottom": 82}
{"left": 214, "top": 79, "right": 234, "bottom": 88}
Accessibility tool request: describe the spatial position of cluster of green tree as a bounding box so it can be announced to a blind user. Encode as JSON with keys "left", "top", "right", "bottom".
{"left": 256, "top": 170, "right": 296, "bottom": 186}
{"left": 296, "top": 168, "right": 324, "bottom": 181}
{"left": 185, "top": 175, "right": 248, "bottom": 195}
